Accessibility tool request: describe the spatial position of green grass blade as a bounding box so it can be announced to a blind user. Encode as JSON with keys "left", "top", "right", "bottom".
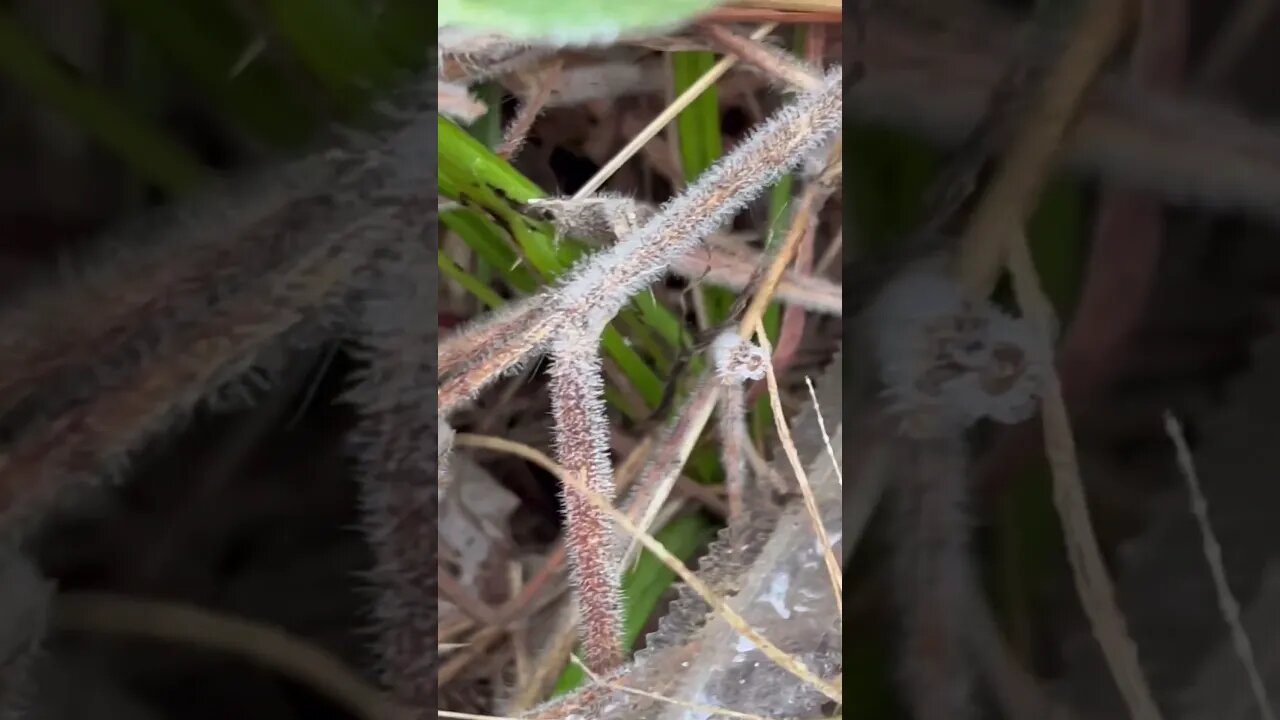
{"left": 672, "top": 51, "right": 722, "bottom": 182}
{"left": 439, "top": 251, "right": 505, "bottom": 308}
{"left": 439, "top": 115, "right": 683, "bottom": 412}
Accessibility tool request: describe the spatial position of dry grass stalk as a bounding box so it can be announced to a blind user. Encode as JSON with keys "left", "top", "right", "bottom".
{"left": 572, "top": 23, "right": 779, "bottom": 200}
{"left": 802, "top": 377, "right": 840, "bottom": 487}
{"left": 1004, "top": 233, "right": 1163, "bottom": 720}
{"left": 954, "top": 0, "right": 1134, "bottom": 293}
{"left": 752, "top": 321, "right": 841, "bottom": 612}
{"left": 1163, "top": 412, "right": 1277, "bottom": 720}
{"left": 621, "top": 375, "right": 722, "bottom": 568}
{"left": 929, "top": 2, "right": 1162, "bottom": 716}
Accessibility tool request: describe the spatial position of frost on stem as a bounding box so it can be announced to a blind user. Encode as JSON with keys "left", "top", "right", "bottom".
{"left": 437, "top": 68, "right": 843, "bottom": 410}
{"left": 439, "top": 293, "right": 552, "bottom": 416}
{"left": 547, "top": 339, "right": 625, "bottom": 673}
{"left": 438, "top": 419, "right": 456, "bottom": 488}
{"left": 865, "top": 259, "right": 1045, "bottom": 438}
{"left": 712, "top": 332, "right": 767, "bottom": 522}
{"left": 711, "top": 331, "right": 768, "bottom": 384}
{"left": 550, "top": 67, "right": 844, "bottom": 340}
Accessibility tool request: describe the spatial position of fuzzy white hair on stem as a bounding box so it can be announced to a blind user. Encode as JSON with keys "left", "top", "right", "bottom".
{"left": 546, "top": 337, "right": 626, "bottom": 673}
{"left": 866, "top": 259, "right": 1046, "bottom": 437}
{"left": 712, "top": 331, "right": 768, "bottom": 384}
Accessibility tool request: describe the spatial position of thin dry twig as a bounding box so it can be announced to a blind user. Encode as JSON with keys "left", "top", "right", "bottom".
{"left": 803, "top": 377, "right": 841, "bottom": 487}
{"left": 698, "top": 24, "right": 822, "bottom": 91}
{"left": 1163, "top": 411, "right": 1278, "bottom": 720}
{"left": 941, "top": 2, "right": 1159, "bottom": 714}
{"left": 753, "top": 320, "right": 842, "bottom": 612}
{"left": 573, "top": 23, "right": 779, "bottom": 199}
{"left": 439, "top": 67, "right": 842, "bottom": 414}
{"left": 1003, "top": 232, "right": 1163, "bottom": 720}
{"left": 623, "top": 376, "right": 722, "bottom": 567}
{"left": 955, "top": 0, "right": 1134, "bottom": 294}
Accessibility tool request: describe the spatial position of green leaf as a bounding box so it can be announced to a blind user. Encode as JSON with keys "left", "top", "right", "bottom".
{"left": 439, "top": 117, "right": 673, "bottom": 414}
{"left": 440, "top": 0, "right": 726, "bottom": 46}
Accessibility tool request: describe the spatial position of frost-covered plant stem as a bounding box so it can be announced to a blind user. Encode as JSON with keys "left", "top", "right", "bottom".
{"left": 438, "top": 66, "right": 843, "bottom": 416}
{"left": 515, "top": 71, "right": 842, "bottom": 672}
{"left": 712, "top": 331, "right": 769, "bottom": 524}
{"left": 546, "top": 339, "right": 625, "bottom": 672}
